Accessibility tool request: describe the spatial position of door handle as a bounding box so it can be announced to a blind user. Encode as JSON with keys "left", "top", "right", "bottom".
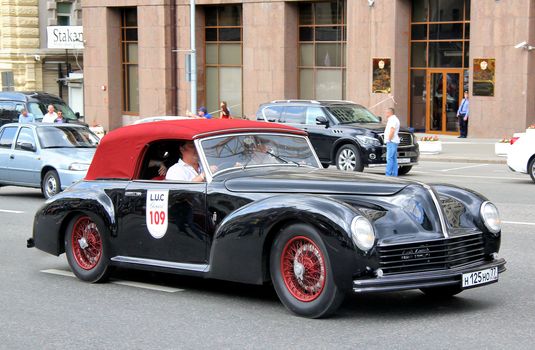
{"left": 9, "top": 154, "right": 14, "bottom": 159}
{"left": 125, "top": 191, "right": 142, "bottom": 197}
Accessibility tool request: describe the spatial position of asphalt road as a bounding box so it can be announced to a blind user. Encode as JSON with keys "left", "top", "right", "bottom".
{"left": 1, "top": 162, "right": 534, "bottom": 349}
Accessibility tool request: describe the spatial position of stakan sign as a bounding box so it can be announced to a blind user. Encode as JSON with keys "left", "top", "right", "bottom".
{"left": 47, "top": 26, "right": 84, "bottom": 49}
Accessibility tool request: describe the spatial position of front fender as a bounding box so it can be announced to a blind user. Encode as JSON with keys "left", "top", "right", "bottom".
{"left": 32, "top": 187, "right": 117, "bottom": 256}
{"left": 208, "top": 194, "right": 362, "bottom": 290}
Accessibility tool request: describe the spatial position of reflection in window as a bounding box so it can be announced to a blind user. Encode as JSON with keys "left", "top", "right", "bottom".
{"left": 298, "top": 1, "right": 346, "bottom": 100}
{"left": 205, "top": 5, "right": 243, "bottom": 117}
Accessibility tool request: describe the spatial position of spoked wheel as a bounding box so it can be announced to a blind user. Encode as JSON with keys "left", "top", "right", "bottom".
{"left": 270, "top": 223, "right": 345, "bottom": 318}
{"left": 420, "top": 285, "right": 463, "bottom": 299}
{"left": 65, "top": 215, "right": 111, "bottom": 283}
{"left": 41, "top": 170, "right": 61, "bottom": 199}
{"left": 336, "top": 144, "right": 364, "bottom": 172}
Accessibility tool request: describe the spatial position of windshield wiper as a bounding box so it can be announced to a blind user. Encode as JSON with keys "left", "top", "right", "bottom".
{"left": 74, "top": 145, "right": 97, "bottom": 148}
{"left": 43, "top": 146, "right": 73, "bottom": 149}
{"left": 265, "top": 151, "right": 300, "bottom": 166}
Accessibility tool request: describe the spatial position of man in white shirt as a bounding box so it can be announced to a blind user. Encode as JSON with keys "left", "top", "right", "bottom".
{"left": 384, "top": 107, "right": 400, "bottom": 177}
{"left": 165, "top": 141, "right": 206, "bottom": 182}
{"left": 42, "top": 104, "right": 58, "bottom": 123}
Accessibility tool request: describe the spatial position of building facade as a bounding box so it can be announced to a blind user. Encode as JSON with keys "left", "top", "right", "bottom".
{"left": 82, "top": 0, "right": 535, "bottom": 137}
{"left": 0, "top": 0, "right": 83, "bottom": 113}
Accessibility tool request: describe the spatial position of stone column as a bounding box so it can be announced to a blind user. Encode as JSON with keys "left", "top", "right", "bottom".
{"left": 346, "top": 0, "right": 410, "bottom": 124}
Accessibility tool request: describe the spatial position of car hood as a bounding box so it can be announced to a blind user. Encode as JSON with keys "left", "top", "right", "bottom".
{"left": 223, "top": 167, "right": 409, "bottom": 195}
{"left": 41, "top": 147, "right": 96, "bottom": 164}
{"left": 336, "top": 123, "right": 412, "bottom": 134}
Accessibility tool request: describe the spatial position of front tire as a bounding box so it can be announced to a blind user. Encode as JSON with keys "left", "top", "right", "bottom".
{"left": 270, "top": 223, "right": 345, "bottom": 318}
{"left": 65, "top": 215, "right": 111, "bottom": 283}
{"left": 336, "top": 144, "right": 364, "bottom": 172}
{"left": 398, "top": 165, "right": 413, "bottom": 175}
{"left": 41, "top": 170, "right": 61, "bottom": 199}
{"left": 420, "top": 285, "right": 463, "bottom": 298}
{"left": 528, "top": 157, "right": 535, "bottom": 183}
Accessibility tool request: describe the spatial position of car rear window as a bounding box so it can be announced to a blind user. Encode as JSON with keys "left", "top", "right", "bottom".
{"left": 0, "top": 126, "right": 17, "bottom": 148}
{"left": 281, "top": 106, "right": 307, "bottom": 124}
{"left": 262, "top": 106, "right": 283, "bottom": 122}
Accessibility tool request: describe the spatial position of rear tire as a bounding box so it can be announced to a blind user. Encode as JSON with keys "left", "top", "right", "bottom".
{"left": 270, "top": 223, "right": 345, "bottom": 318}
{"left": 398, "top": 165, "right": 413, "bottom": 175}
{"left": 420, "top": 285, "right": 463, "bottom": 298}
{"left": 336, "top": 144, "right": 364, "bottom": 172}
{"left": 65, "top": 214, "right": 111, "bottom": 283}
{"left": 529, "top": 157, "right": 535, "bottom": 183}
{"left": 41, "top": 170, "right": 61, "bottom": 199}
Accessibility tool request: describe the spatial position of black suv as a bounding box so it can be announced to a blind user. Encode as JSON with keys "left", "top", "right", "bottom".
{"left": 0, "top": 91, "right": 82, "bottom": 126}
{"left": 256, "top": 100, "right": 419, "bottom": 174}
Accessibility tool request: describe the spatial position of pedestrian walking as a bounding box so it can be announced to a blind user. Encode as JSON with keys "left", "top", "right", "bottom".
{"left": 384, "top": 107, "right": 400, "bottom": 177}
{"left": 457, "top": 90, "right": 469, "bottom": 138}
{"left": 18, "top": 109, "right": 34, "bottom": 123}
{"left": 42, "top": 104, "right": 58, "bottom": 123}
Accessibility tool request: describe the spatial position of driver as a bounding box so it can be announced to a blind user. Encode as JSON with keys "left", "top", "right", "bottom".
{"left": 165, "top": 141, "right": 207, "bottom": 182}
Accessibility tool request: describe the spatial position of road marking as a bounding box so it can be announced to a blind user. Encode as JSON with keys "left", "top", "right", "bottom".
{"left": 41, "top": 269, "right": 184, "bottom": 293}
{"left": 440, "top": 164, "right": 488, "bottom": 172}
{"left": 0, "top": 209, "right": 24, "bottom": 214}
{"left": 408, "top": 171, "right": 522, "bottom": 181}
{"left": 503, "top": 221, "right": 535, "bottom": 226}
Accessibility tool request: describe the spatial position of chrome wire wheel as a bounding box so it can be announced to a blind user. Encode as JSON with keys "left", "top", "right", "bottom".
{"left": 280, "top": 236, "right": 326, "bottom": 302}
{"left": 338, "top": 148, "right": 356, "bottom": 171}
{"left": 71, "top": 216, "right": 103, "bottom": 270}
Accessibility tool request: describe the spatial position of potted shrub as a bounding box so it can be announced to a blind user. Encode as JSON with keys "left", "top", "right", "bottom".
{"left": 494, "top": 138, "right": 511, "bottom": 156}
{"left": 418, "top": 135, "right": 442, "bottom": 154}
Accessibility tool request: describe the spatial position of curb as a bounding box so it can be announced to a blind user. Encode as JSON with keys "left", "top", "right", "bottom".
{"left": 420, "top": 156, "right": 507, "bottom": 164}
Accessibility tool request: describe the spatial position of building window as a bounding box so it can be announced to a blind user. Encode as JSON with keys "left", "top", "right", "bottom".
{"left": 298, "top": 1, "right": 346, "bottom": 100}
{"left": 204, "top": 5, "right": 242, "bottom": 117}
{"left": 121, "top": 8, "right": 139, "bottom": 114}
{"left": 1, "top": 72, "right": 15, "bottom": 91}
{"left": 57, "top": 2, "right": 72, "bottom": 26}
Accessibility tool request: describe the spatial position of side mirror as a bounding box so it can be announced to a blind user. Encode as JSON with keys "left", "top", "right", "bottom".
{"left": 316, "top": 116, "right": 329, "bottom": 126}
{"left": 75, "top": 112, "right": 85, "bottom": 122}
{"left": 376, "top": 116, "right": 383, "bottom": 122}
{"left": 19, "top": 142, "right": 36, "bottom": 152}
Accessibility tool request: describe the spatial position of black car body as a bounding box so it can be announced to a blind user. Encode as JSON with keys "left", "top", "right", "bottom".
{"left": 28, "top": 119, "right": 505, "bottom": 318}
{"left": 0, "top": 91, "right": 83, "bottom": 126}
{"left": 256, "top": 100, "right": 419, "bottom": 174}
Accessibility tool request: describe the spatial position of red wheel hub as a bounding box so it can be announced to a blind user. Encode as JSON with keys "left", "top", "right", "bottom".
{"left": 71, "top": 216, "right": 102, "bottom": 270}
{"left": 280, "top": 236, "right": 326, "bottom": 302}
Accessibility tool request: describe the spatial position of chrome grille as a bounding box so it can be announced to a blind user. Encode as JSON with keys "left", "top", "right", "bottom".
{"left": 379, "top": 132, "right": 413, "bottom": 146}
{"left": 377, "top": 233, "right": 485, "bottom": 275}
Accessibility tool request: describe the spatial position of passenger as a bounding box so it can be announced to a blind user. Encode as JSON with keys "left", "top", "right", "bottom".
{"left": 54, "top": 111, "right": 65, "bottom": 123}
{"left": 197, "top": 107, "right": 212, "bottom": 119}
{"left": 18, "top": 109, "right": 35, "bottom": 123}
{"left": 165, "top": 141, "right": 207, "bottom": 182}
{"left": 42, "top": 105, "right": 58, "bottom": 123}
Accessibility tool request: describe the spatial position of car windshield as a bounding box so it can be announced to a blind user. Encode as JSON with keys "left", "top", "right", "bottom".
{"left": 201, "top": 133, "right": 320, "bottom": 175}
{"left": 28, "top": 101, "right": 78, "bottom": 121}
{"left": 37, "top": 126, "right": 99, "bottom": 148}
{"left": 326, "top": 104, "right": 380, "bottom": 124}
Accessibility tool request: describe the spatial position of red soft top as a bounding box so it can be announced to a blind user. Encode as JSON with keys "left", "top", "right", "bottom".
{"left": 85, "top": 118, "right": 306, "bottom": 180}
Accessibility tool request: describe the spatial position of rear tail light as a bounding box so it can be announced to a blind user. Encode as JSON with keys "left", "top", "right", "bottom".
{"left": 510, "top": 137, "right": 520, "bottom": 145}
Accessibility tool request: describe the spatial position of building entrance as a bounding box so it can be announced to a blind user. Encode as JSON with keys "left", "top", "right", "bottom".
{"left": 427, "top": 69, "right": 463, "bottom": 133}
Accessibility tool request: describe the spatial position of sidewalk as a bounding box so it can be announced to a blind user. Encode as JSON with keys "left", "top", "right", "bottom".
{"left": 415, "top": 133, "right": 506, "bottom": 164}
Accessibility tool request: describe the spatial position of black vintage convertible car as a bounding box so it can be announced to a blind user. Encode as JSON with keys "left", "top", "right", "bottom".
{"left": 28, "top": 119, "right": 506, "bottom": 318}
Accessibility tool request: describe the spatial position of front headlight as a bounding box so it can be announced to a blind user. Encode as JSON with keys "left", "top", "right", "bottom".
{"left": 355, "top": 135, "right": 381, "bottom": 147}
{"left": 351, "top": 216, "right": 376, "bottom": 251}
{"left": 480, "top": 201, "right": 501, "bottom": 234}
{"left": 69, "top": 163, "right": 90, "bottom": 171}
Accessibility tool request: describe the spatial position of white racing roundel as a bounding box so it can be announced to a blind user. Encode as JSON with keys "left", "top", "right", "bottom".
{"left": 146, "top": 190, "right": 169, "bottom": 239}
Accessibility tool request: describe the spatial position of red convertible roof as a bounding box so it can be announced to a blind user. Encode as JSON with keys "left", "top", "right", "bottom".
{"left": 85, "top": 118, "right": 305, "bottom": 180}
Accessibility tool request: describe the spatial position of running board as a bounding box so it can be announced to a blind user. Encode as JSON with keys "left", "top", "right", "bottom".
{"left": 111, "top": 256, "right": 209, "bottom": 273}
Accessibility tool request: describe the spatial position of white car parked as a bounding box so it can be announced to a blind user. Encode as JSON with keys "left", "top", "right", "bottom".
{"left": 507, "top": 130, "right": 535, "bottom": 183}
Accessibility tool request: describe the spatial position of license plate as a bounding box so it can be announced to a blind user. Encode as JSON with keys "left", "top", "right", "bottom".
{"left": 462, "top": 267, "right": 498, "bottom": 288}
{"left": 398, "top": 158, "right": 411, "bottom": 164}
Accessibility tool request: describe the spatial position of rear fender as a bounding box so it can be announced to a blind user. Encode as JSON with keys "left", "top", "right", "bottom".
{"left": 208, "top": 194, "right": 360, "bottom": 290}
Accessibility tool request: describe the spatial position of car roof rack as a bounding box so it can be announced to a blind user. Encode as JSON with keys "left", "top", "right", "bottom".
{"left": 317, "top": 100, "right": 357, "bottom": 104}
{"left": 270, "top": 100, "right": 321, "bottom": 104}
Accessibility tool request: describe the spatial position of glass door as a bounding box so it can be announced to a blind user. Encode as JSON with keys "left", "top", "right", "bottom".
{"left": 426, "top": 70, "right": 462, "bottom": 134}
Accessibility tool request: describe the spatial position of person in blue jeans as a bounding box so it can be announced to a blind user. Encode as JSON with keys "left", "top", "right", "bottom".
{"left": 384, "top": 107, "right": 400, "bottom": 177}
